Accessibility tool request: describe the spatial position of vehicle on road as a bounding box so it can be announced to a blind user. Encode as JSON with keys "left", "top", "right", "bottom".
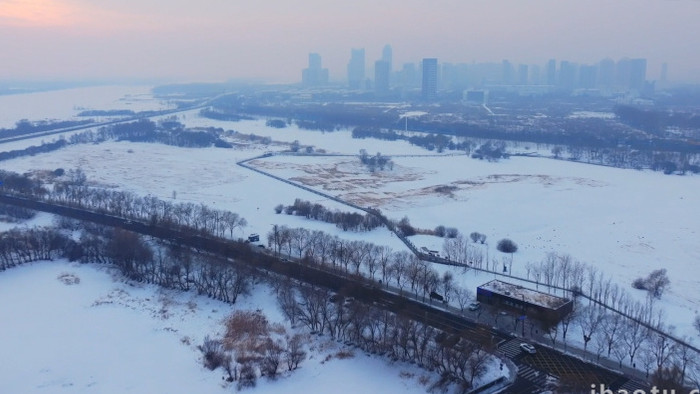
{"left": 468, "top": 302, "right": 481, "bottom": 311}
{"left": 519, "top": 343, "right": 536, "bottom": 354}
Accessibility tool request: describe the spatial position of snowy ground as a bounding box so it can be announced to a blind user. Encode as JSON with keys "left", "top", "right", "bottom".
{"left": 0, "top": 85, "right": 172, "bottom": 129}
{"left": 0, "top": 260, "right": 456, "bottom": 394}
{"left": 249, "top": 153, "right": 700, "bottom": 338}
{"left": 1, "top": 86, "right": 698, "bottom": 348}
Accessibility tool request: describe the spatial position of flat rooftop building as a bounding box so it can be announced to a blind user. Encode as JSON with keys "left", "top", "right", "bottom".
{"left": 477, "top": 279, "right": 573, "bottom": 323}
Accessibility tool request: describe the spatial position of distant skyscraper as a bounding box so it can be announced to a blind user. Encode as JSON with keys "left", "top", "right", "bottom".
{"left": 421, "top": 58, "right": 438, "bottom": 100}
{"left": 374, "top": 60, "right": 390, "bottom": 96}
{"left": 518, "top": 64, "right": 529, "bottom": 85}
{"left": 597, "top": 58, "right": 615, "bottom": 88}
{"left": 546, "top": 59, "right": 557, "bottom": 86}
{"left": 347, "top": 48, "right": 365, "bottom": 89}
{"left": 382, "top": 45, "right": 393, "bottom": 72}
{"left": 529, "top": 65, "right": 541, "bottom": 85}
{"left": 301, "top": 53, "right": 328, "bottom": 86}
{"left": 308, "top": 53, "right": 321, "bottom": 70}
{"left": 558, "top": 61, "right": 577, "bottom": 91}
{"left": 578, "top": 65, "right": 597, "bottom": 89}
{"left": 399, "top": 62, "right": 418, "bottom": 88}
{"left": 628, "top": 58, "right": 647, "bottom": 91}
{"left": 502, "top": 60, "right": 514, "bottom": 84}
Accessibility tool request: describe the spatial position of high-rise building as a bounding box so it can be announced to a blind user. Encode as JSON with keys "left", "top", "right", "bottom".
{"left": 502, "top": 60, "right": 514, "bottom": 84}
{"left": 628, "top": 58, "right": 647, "bottom": 91}
{"left": 558, "top": 61, "right": 577, "bottom": 91}
{"left": 374, "top": 60, "right": 390, "bottom": 96}
{"left": 301, "top": 53, "right": 329, "bottom": 86}
{"left": 529, "top": 65, "right": 541, "bottom": 85}
{"left": 398, "top": 62, "right": 418, "bottom": 88}
{"left": 578, "top": 65, "right": 597, "bottom": 89}
{"left": 518, "top": 64, "right": 529, "bottom": 85}
{"left": 597, "top": 58, "right": 615, "bottom": 89}
{"left": 347, "top": 48, "right": 365, "bottom": 89}
{"left": 382, "top": 44, "right": 392, "bottom": 72}
{"left": 421, "top": 58, "right": 438, "bottom": 100}
{"left": 546, "top": 59, "right": 557, "bottom": 86}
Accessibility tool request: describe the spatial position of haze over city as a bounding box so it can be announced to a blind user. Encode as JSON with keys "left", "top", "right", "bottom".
{"left": 1, "top": 0, "right": 699, "bottom": 83}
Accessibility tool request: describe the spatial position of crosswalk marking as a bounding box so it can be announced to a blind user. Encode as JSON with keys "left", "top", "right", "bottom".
{"left": 517, "top": 365, "right": 550, "bottom": 390}
{"left": 499, "top": 339, "right": 525, "bottom": 358}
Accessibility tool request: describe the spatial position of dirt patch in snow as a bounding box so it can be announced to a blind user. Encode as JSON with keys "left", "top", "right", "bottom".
{"left": 251, "top": 159, "right": 608, "bottom": 209}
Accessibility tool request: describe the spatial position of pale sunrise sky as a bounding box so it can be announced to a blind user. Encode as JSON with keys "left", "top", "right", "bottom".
{"left": 1, "top": 0, "right": 699, "bottom": 83}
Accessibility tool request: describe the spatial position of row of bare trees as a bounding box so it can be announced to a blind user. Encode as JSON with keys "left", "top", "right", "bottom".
{"left": 523, "top": 253, "right": 673, "bottom": 329}
{"left": 0, "top": 227, "right": 71, "bottom": 270}
{"left": 544, "top": 300, "right": 700, "bottom": 390}
{"left": 66, "top": 222, "right": 255, "bottom": 305}
{"left": 40, "top": 177, "right": 246, "bottom": 239}
{"left": 1, "top": 168, "right": 247, "bottom": 239}
{"left": 276, "top": 198, "right": 382, "bottom": 232}
{"left": 266, "top": 226, "right": 467, "bottom": 305}
{"left": 273, "top": 277, "right": 491, "bottom": 391}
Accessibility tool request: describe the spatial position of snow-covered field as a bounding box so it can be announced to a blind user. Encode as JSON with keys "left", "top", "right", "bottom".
{"left": 253, "top": 152, "right": 700, "bottom": 331}
{"left": 1, "top": 85, "right": 699, "bottom": 373}
{"left": 0, "top": 85, "right": 172, "bottom": 129}
{"left": 0, "top": 260, "right": 444, "bottom": 394}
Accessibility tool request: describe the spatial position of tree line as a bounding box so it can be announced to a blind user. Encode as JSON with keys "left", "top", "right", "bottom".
{"left": 0, "top": 119, "right": 91, "bottom": 139}
{"left": 273, "top": 276, "right": 491, "bottom": 392}
{"left": 3, "top": 168, "right": 700, "bottom": 389}
{"left": 0, "top": 118, "right": 236, "bottom": 166}
{"left": 275, "top": 198, "right": 382, "bottom": 232}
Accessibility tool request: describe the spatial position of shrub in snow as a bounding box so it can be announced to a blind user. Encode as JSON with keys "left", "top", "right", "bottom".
{"left": 198, "top": 336, "right": 228, "bottom": 371}
{"left": 632, "top": 269, "right": 670, "bottom": 299}
{"left": 237, "top": 363, "right": 257, "bottom": 390}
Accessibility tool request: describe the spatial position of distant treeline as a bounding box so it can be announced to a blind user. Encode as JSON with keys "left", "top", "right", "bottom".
{"left": 0, "top": 119, "right": 235, "bottom": 164}
{"left": 0, "top": 119, "right": 92, "bottom": 139}
{"left": 199, "top": 108, "right": 254, "bottom": 122}
{"left": 77, "top": 109, "right": 136, "bottom": 117}
{"left": 614, "top": 105, "right": 700, "bottom": 136}
{"left": 0, "top": 202, "right": 36, "bottom": 221}
{"left": 276, "top": 198, "right": 382, "bottom": 232}
{"left": 205, "top": 95, "right": 700, "bottom": 173}
{"left": 0, "top": 139, "right": 69, "bottom": 162}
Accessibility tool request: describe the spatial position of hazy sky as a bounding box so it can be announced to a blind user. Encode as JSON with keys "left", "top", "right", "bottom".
{"left": 1, "top": 0, "right": 699, "bottom": 83}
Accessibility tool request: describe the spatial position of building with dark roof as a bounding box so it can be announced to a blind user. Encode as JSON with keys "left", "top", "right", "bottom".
{"left": 476, "top": 279, "right": 573, "bottom": 324}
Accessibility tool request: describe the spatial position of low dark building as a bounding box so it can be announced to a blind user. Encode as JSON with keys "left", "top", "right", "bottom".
{"left": 476, "top": 280, "right": 573, "bottom": 324}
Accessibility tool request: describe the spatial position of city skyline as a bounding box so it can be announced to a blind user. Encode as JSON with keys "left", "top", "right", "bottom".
{"left": 302, "top": 52, "right": 653, "bottom": 94}
{"left": 1, "top": 0, "right": 699, "bottom": 84}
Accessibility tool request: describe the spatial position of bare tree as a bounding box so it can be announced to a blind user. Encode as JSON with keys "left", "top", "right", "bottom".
{"left": 578, "top": 305, "right": 605, "bottom": 352}
{"left": 389, "top": 252, "right": 409, "bottom": 292}
{"left": 453, "top": 286, "right": 473, "bottom": 312}
{"left": 284, "top": 334, "right": 307, "bottom": 371}
{"left": 602, "top": 312, "right": 624, "bottom": 358}
{"left": 376, "top": 246, "right": 392, "bottom": 285}
{"left": 623, "top": 317, "right": 649, "bottom": 368}
{"left": 440, "top": 271, "right": 454, "bottom": 303}
{"left": 648, "top": 329, "right": 678, "bottom": 379}
{"left": 260, "top": 339, "right": 284, "bottom": 378}
{"left": 559, "top": 301, "right": 579, "bottom": 350}
{"left": 496, "top": 238, "right": 518, "bottom": 273}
